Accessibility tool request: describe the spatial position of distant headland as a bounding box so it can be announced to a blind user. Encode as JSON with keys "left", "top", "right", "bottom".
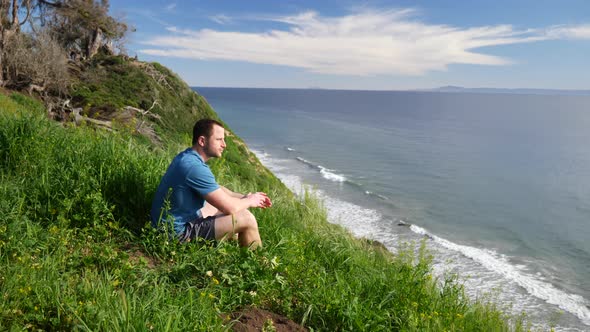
{"left": 424, "top": 86, "right": 590, "bottom": 96}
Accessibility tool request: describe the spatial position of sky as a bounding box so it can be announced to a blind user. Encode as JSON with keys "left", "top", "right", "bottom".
{"left": 109, "top": 1, "right": 590, "bottom": 90}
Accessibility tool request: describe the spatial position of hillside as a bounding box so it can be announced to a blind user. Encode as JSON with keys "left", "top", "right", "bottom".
{"left": 66, "top": 53, "right": 219, "bottom": 143}
{"left": 0, "top": 57, "right": 529, "bottom": 331}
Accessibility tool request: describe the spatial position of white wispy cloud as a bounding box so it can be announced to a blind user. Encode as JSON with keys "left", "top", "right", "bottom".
{"left": 165, "top": 3, "right": 176, "bottom": 11}
{"left": 127, "top": 8, "right": 170, "bottom": 27}
{"left": 210, "top": 14, "right": 232, "bottom": 25}
{"left": 544, "top": 24, "right": 590, "bottom": 39}
{"left": 139, "top": 9, "right": 590, "bottom": 76}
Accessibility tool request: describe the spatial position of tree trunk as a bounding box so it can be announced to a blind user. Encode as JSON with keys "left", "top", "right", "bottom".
{"left": 0, "top": 0, "right": 24, "bottom": 86}
{"left": 0, "top": 28, "right": 11, "bottom": 87}
{"left": 0, "top": 42, "right": 4, "bottom": 86}
{"left": 11, "top": 0, "right": 18, "bottom": 30}
{"left": 0, "top": 0, "right": 8, "bottom": 86}
{"left": 87, "top": 27, "right": 103, "bottom": 59}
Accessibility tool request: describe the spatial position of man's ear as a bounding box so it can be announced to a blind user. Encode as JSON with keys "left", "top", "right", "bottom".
{"left": 197, "top": 136, "right": 206, "bottom": 147}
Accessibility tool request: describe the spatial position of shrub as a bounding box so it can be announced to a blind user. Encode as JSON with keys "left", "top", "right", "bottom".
{"left": 3, "top": 30, "right": 70, "bottom": 95}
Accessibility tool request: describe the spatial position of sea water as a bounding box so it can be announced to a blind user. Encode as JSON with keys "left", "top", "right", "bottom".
{"left": 197, "top": 87, "right": 590, "bottom": 331}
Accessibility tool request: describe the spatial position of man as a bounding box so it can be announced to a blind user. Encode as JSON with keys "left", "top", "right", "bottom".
{"left": 151, "top": 119, "right": 272, "bottom": 249}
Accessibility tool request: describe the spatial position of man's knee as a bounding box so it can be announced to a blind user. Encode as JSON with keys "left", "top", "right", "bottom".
{"left": 236, "top": 209, "right": 258, "bottom": 230}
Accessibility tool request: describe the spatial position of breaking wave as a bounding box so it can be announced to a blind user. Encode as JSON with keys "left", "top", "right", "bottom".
{"left": 295, "top": 157, "right": 347, "bottom": 182}
{"left": 409, "top": 224, "right": 590, "bottom": 327}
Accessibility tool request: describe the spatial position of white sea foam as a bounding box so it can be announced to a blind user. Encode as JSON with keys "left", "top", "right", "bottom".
{"left": 364, "top": 191, "right": 389, "bottom": 201}
{"left": 286, "top": 147, "right": 296, "bottom": 152}
{"left": 318, "top": 166, "right": 346, "bottom": 182}
{"left": 409, "top": 224, "right": 590, "bottom": 327}
{"left": 295, "top": 156, "right": 347, "bottom": 182}
{"left": 318, "top": 189, "right": 384, "bottom": 239}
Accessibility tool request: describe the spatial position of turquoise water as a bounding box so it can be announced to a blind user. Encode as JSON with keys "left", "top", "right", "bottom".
{"left": 197, "top": 87, "right": 590, "bottom": 330}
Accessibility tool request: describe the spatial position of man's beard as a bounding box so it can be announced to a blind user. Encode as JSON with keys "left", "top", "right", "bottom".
{"left": 204, "top": 145, "right": 221, "bottom": 158}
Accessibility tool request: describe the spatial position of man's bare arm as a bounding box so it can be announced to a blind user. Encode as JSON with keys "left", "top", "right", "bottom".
{"left": 220, "top": 186, "right": 245, "bottom": 198}
{"left": 205, "top": 188, "right": 271, "bottom": 215}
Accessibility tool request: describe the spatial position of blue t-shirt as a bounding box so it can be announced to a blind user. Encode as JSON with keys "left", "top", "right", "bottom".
{"left": 151, "top": 148, "right": 220, "bottom": 235}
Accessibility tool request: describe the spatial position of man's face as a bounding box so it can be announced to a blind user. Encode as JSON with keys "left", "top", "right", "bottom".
{"left": 203, "top": 125, "right": 226, "bottom": 158}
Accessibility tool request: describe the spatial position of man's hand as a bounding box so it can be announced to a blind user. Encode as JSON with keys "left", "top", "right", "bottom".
{"left": 245, "top": 192, "right": 272, "bottom": 209}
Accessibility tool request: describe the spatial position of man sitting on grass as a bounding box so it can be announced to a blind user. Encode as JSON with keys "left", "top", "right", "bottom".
{"left": 151, "top": 119, "right": 272, "bottom": 249}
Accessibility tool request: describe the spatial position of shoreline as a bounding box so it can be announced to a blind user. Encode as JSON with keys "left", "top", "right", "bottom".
{"left": 251, "top": 148, "right": 590, "bottom": 331}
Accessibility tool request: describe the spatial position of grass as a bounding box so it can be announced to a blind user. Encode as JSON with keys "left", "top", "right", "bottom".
{"left": 0, "top": 92, "right": 533, "bottom": 331}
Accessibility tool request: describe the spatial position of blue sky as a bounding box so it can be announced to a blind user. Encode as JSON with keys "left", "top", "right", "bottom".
{"left": 109, "top": 1, "right": 590, "bottom": 90}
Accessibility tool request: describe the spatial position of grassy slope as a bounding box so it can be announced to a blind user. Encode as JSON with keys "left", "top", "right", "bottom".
{"left": 70, "top": 54, "right": 219, "bottom": 143}
{"left": 0, "top": 60, "right": 530, "bottom": 331}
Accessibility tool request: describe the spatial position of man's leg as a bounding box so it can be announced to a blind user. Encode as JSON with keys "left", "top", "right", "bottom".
{"left": 214, "top": 209, "right": 262, "bottom": 249}
{"left": 202, "top": 202, "right": 262, "bottom": 248}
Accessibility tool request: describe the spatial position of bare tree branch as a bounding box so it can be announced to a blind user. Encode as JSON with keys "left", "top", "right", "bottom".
{"left": 11, "top": 0, "right": 19, "bottom": 28}
{"left": 38, "top": 0, "right": 63, "bottom": 7}
{"left": 19, "top": 0, "right": 32, "bottom": 27}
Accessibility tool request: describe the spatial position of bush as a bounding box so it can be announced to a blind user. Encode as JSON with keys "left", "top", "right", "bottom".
{"left": 3, "top": 30, "right": 70, "bottom": 95}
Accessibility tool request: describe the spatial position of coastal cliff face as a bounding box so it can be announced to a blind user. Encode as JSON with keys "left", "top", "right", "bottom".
{"left": 0, "top": 58, "right": 522, "bottom": 331}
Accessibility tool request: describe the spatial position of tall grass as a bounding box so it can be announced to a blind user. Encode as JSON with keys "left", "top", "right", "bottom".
{"left": 0, "top": 93, "right": 530, "bottom": 331}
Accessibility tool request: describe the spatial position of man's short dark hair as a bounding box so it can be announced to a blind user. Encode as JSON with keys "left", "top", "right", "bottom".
{"left": 192, "top": 119, "right": 224, "bottom": 145}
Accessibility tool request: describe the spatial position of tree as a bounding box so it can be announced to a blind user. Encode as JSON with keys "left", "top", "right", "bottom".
{"left": 0, "top": 0, "right": 33, "bottom": 86}
{"left": 38, "top": 0, "right": 127, "bottom": 59}
{"left": 0, "top": 0, "right": 128, "bottom": 98}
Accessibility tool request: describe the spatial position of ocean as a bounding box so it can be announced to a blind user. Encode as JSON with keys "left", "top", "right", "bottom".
{"left": 196, "top": 87, "right": 590, "bottom": 331}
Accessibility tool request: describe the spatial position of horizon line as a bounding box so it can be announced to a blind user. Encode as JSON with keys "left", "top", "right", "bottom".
{"left": 192, "top": 85, "right": 590, "bottom": 95}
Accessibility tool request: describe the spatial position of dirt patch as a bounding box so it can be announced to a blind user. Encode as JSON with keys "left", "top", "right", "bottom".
{"left": 122, "top": 243, "right": 157, "bottom": 269}
{"left": 127, "top": 249, "right": 157, "bottom": 268}
{"left": 230, "top": 307, "right": 307, "bottom": 332}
